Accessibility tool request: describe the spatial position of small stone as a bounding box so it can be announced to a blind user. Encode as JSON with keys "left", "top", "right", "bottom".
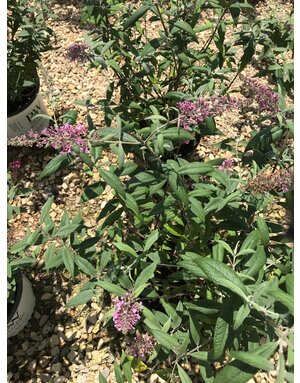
{"left": 38, "top": 339, "right": 49, "bottom": 351}
{"left": 21, "top": 341, "right": 29, "bottom": 352}
{"left": 30, "top": 331, "right": 39, "bottom": 342}
{"left": 97, "top": 339, "right": 104, "bottom": 350}
{"left": 28, "top": 359, "right": 37, "bottom": 372}
{"left": 7, "top": 371, "right": 13, "bottom": 382}
{"left": 100, "top": 368, "right": 110, "bottom": 379}
{"left": 50, "top": 334, "right": 60, "bottom": 348}
{"left": 64, "top": 329, "right": 77, "bottom": 341}
{"left": 51, "top": 346, "right": 60, "bottom": 357}
{"left": 51, "top": 363, "right": 62, "bottom": 374}
{"left": 40, "top": 374, "right": 51, "bottom": 383}
{"left": 39, "top": 356, "right": 51, "bottom": 368}
{"left": 42, "top": 323, "right": 53, "bottom": 336}
{"left": 33, "top": 311, "right": 41, "bottom": 320}
{"left": 77, "top": 375, "right": 87, "bottom": 383}
{"left": 61, "top": 183, "right": 68, "bottom": 190}
{"left": 41, "top": 293, "right": 53, "bottom": 301}
{"left": 53, "top": 377, "right": 66, "bottom": 383}
{"left": 7, "top": 356, "right": 14, "bottom": 364}
{"left": 67, "top": 349, "right": 77, "bottom": 362}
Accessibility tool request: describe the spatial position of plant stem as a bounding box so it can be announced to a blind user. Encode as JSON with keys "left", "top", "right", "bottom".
{"left": 272, "top": 129, "right": 291, "bottom": 173}
{"left": 225, "top": 70, "right": 240, "bottom": 93}
{"left": 200, "top": 8, "right": 227, "bottom": 53}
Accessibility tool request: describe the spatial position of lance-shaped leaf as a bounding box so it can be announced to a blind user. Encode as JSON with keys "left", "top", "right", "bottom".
{"left": 214, "top": 342, "right": 278, "bottom": 383}
{"left": 134, "top": 262, "right": 158, "bottom": 292}
{"left": 194, "top": 257, "right": 249, "bottom": 300}
{"left": 38, "top": 153, "right": 72, "bottom": 179}
{"left": 123, "top": 5, "right": 150, "bottom": 29}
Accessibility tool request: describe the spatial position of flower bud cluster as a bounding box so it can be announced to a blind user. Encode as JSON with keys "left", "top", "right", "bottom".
{"left": 65, "top": 42, "right": 89, "bottom": 62}
{"left": 219, "top": 158, "right": 234, "bottom": 173}
{"left": 112, "top": 292, "right": 142, "bottom": 333}
{"left": 126, "top": 333, "right": 155, "bottom": 358}
{"left": 247, "top": 168, "right": 293, "bottom": 194}
{"left": 241, "top": 76, "right": 280, "bottom": 114}
{"left": 177, "top": 95, "right": 248, "bottom": 130}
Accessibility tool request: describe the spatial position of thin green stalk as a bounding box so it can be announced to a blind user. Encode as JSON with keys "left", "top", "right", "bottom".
{"left": 200, "top": 8, "right": 227, "bottom": 53}
{"left": 155, "top": 3, "right": 179, "bottom": 86}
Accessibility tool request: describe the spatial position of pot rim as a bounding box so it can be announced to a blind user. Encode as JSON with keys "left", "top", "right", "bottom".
{"left": 7, "top": 269, "right": 23, "bottom": 323}
{"left": 7, "top": 78, "right": 40, "bottom": 118}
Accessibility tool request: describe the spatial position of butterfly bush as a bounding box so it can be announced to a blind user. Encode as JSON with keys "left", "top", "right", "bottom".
{"left": 126, "top": 333, "right": 155, "bottom": 358}
{"left": 219, "top": 158, "right": 234, "bottom": 173}
{"left": 15, "top": 123, "right": 89, "bottom": 154}
{"left": 112, "top": 292, "right": 142, "bottom": 333}
{"left": 177, "top": 95, "right": 248, "bottom": 130}
{"left": 241, "top": 76, "right": 280, "bottom": 114}
{"left": 247, "top": 168, "right": 294, "bottom": 194}
{"left": 65, "top": 42, "right": 89, "bottom": 62}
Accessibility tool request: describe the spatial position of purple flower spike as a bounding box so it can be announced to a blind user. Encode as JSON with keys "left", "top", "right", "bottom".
{"left": 219, "top": 158, "right": 234, "bottom": 173}
{"left": 242, "top": 77, "right": 280, "bottom": 114}
{"left": 112, "top": 292, "right": 142, "bottom": 333}
{"left": 126, "top": 333, "right": 155, "bottom": 358}
{"left": 9, "top": 160, "right": 22, "bottom": 171}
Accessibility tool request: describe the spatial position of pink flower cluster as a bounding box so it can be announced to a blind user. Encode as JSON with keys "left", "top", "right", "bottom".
{"left": 247, "top": 168, "right": 293, "bottom": 194}
{"left": 65, "top": 42, "right": 89, "bottom": 62}
{"left": 219, "top": 158, "right": 234, "bottom": 173}
{"left": 177, "top": 95, "right": 247, "bottom": 130}
{"left": 126, "top": 333, "right": 155, "bottom": 358}
{"left": 112, "top": 292, "right": 142, "bottom": 333}
{"left": 9, "top": 160, "right": 22, "bottom": 171}
{"left": 242, "top": 77, "right": 280, "bottom": 114}
{"left": 24, "top": 123, "right": 89, "bottom": 154}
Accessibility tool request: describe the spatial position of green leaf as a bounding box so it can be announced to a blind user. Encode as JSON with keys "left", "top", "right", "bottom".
{"left": 99, "top": 169, "right": 126, "bottom": 198}
{"left": 244, "top": 245, "right": 266, "bottom": 277}
{"left": 62, "top": 247, "right": 75, "bottom": 278}
{"left": 114, "top": 242, "right": 138, "bottom": 257}
{"left": 173, "top": 20, "right": 196, "bottom": 39}
{"left": 62, "top": 109, "right": 78, "bottom": 124}
{"left": 123, "top": 5, "right": 150, "bottom": 29}
{"left": 178, "top": 163, "right": 213, "bottom": 175}
{"left": 151, "top": 329, "right": 180, "bottom": 351}
{"left": 40, "top": 197, "right": 54, "bottom": 223}
{"left": 97, "top": 281, "right": 125, "bottom": 296}
{"left": 233, "top": 304, "right": 251, "bottom": 331}
{"left": 285, "top": 274, "right": 294, "bottom": 297}
{"left": 268, "top": 289, "right": 294, "bottom": 315}
{"left": 239, "top": 36, "right": 255, "bottom": 72}
{"left": 134, "top": 262, "right": 158, "bottom": 292}
{"left": 177, "top": 365, "right": 193, "bottom": 383}
{"left": 66, "top": 289, "right": 94, "bottom": 307}
{"left": 113, "top": 360, "right": 124, "bottom": 383}
{"left": 190, "top": 352, "right": 209, "bottom": 361}
{"left": 74, "top": 255, "right": 97, "bottom": 277}
{"left": 56, "top": 224, "right": 80, "bottom": 237}
{"left": 229, "top": 351, "right": 274, "bottom": 371}
{"left": 214, "top": 342, "right": 278, "bottom": 383}
{"left": 98, "top": 373, "right": 108, "bottom": 383}
{"left": 144, "top": 230, "right": 159, "bottom": 252}
{"left": 38, "top": 154, "right": 72, "bottom": 179}
{"left": 213, "top": 300, "right": 232, "bottom": 359}
{"left": 256, "top": 216, "right": 269, "bottom": 246}
{"left": 194, "top": 257, "right": 249, "bottom": 300}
